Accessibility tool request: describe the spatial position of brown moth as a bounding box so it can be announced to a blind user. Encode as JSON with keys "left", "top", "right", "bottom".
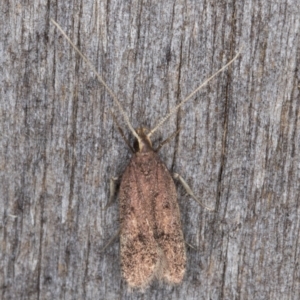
{"left": 119, "top": 128, "right": 186, "bottom": 288}
{"left": 51, "top": 19, "right": 241, "bottom": 289}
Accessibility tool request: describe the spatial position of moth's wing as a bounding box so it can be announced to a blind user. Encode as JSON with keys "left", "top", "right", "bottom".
{"left": 119, "top": 154, "right": 160, "bottom": 289}
{"left": 154, "top": 155, "right": 186, "bottom": 284}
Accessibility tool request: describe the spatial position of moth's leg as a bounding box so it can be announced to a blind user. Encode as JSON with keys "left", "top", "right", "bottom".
{"left": 102, "top": 176, "right": 119, "bottom": 210}
{"left": 101, "top": 177, "right": 120, "bottom": 252}
{"left": 185, "top": 241, "right": 196, "bottom": 250}
{"left": 110, "top": 110, "right": 134, "bottom": 153}
{"left": 100, "top": 229, "right": 120, "bottom": 253}
{"left": 173, "top": 173, "right": 215, "bottom": 211}
{"left": 154, "top": 127, "right": 181, "bottom": 152}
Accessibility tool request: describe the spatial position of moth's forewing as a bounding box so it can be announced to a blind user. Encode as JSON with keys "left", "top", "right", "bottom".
{"left": 119, "top": 150, "right": 186, "bottom": 288}
{"left": 119, "top": 152, "right": 160, "bottom": 288}
{"left": 154, "top": 156, "right": 186, "bottom": 284}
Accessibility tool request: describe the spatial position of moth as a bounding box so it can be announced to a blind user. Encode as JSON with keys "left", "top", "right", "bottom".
{"left": 51, "top": 19, "right": 240, "bottom": 289}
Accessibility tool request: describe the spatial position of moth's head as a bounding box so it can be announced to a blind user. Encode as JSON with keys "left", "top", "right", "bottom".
{"left": 133, "top": 127, "right": 153, "bottom": 153}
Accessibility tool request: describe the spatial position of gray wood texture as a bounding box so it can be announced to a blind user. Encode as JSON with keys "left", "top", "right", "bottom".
{"left": 1, "top": 0, "right": 299, "bottom": 299}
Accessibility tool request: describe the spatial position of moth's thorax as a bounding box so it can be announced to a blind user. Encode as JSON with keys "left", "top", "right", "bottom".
{"left": 133, "top": 128, "right": 153, "bottom": 153}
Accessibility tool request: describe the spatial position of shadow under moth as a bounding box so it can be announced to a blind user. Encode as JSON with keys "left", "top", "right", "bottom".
{"left": 51, "top": 18, "right": 241, "bottom": 290}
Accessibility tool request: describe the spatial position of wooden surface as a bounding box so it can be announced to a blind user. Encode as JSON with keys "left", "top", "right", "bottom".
{"left": 1, "top": 0, "right": 299, "bottom": 299}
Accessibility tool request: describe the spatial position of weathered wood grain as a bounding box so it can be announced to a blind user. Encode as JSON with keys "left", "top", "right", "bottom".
{"left": 0, "top": 0, "right": 299, "bottom": 299}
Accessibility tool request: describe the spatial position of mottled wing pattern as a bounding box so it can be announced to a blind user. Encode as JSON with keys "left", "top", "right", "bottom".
{"left": 119, "top": 152, "right": 160, "bottom": 289}
{"left": 119, "top": 150, "right": 186, "bottom": 288}
{"left": 153, "top": 153, "right": 186, "bottom": 284}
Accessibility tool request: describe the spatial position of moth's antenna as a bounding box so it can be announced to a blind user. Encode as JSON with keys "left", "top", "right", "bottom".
{"left": 147, "top": 49, "right": 242, "bottom": 138}
{"left": 50, "top": 19, "right": 141, "bottom": 143}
